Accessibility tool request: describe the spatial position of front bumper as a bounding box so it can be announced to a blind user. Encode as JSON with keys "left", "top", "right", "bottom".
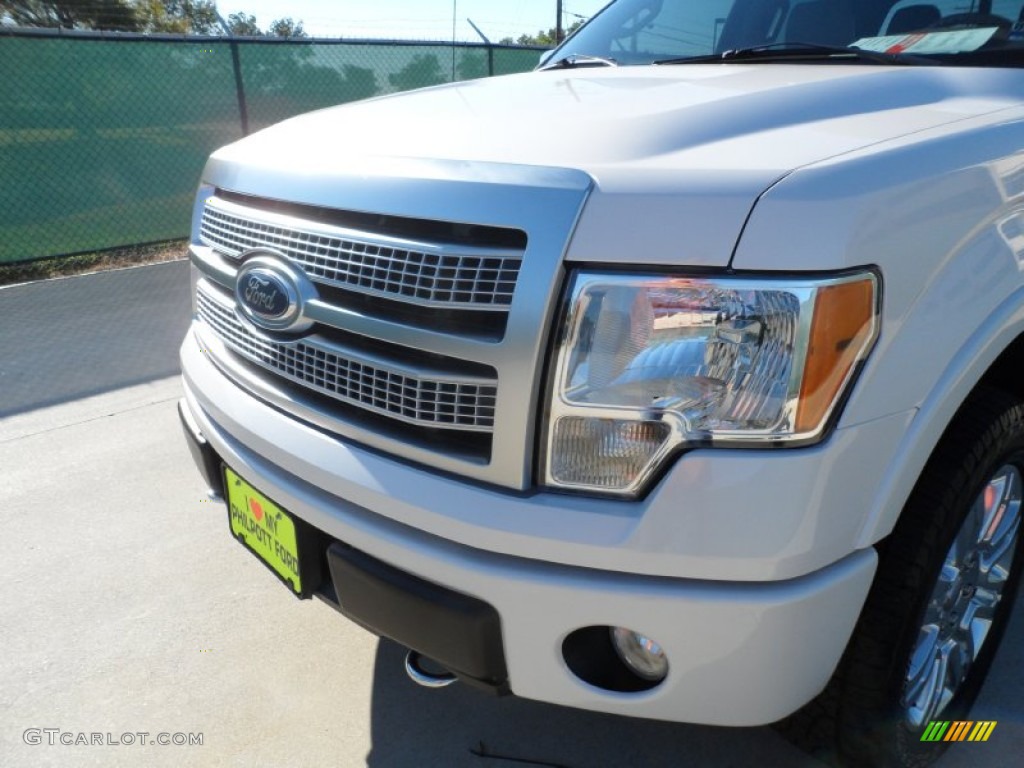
{"left": 180, "top": 333, "right": 883, "bottom": 725}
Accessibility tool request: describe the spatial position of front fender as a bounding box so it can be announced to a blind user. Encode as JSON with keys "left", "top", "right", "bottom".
{"left": 733, "top": 106, "right": 1024, "bottom": 549}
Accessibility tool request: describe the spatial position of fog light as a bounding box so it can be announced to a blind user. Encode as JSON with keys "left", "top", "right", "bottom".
{"left": 610, "top": 626, "right": 668, "bottom": 682}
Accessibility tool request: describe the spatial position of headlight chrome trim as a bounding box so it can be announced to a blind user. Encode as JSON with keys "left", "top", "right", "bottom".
{"left": 539, "top": 268, "right": 880, "bottom": 497}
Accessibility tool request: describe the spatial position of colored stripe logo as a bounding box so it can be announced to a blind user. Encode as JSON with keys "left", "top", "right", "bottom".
{"left": 921, "top": 721, "right": 997, "bottom": 742}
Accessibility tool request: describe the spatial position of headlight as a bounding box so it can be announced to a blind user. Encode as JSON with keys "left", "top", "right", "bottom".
{"left": 541, "top": 270, "right": 879, "bottom": 496}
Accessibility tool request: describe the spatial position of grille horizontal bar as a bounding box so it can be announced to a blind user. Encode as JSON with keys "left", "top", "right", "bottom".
{"left": 200, "top": 197, "right": 520, "bottom": 310}
{"left": 196, "top": 285, "right": 497, "bottom": 432}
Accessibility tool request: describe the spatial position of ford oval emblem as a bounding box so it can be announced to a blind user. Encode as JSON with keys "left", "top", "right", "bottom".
{"left": 240, "top": 270, "right": 291, "bottom": 319}
{"left": 234, "top": 252, "right": 315, "bottom": 332}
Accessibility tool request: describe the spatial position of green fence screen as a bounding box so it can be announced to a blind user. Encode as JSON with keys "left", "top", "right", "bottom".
{"left": 0, "top": 32, "right": 545, "bottom": 264}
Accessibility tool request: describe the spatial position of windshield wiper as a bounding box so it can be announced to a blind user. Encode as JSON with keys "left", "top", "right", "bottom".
{"left": 656, "top": 42, "right": 937, "bottom": 66}
{"left": 538, "top": 53, "right": 618, "bottom": 71}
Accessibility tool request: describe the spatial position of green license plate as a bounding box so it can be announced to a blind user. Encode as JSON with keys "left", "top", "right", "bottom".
{"left": 225, "top": 467, "right": 303, "bottom": 594}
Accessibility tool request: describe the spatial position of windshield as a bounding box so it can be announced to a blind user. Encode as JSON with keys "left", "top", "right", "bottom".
{"left": 555, "top": 0, "right": 1024, "bottom": 66}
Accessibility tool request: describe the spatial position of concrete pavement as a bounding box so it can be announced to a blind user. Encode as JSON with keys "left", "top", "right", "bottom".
{"left": 1, "top": 263, "right": 1021, "bottom": 767}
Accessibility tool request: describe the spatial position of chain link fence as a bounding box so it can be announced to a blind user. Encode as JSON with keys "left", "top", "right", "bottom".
{"left": 0, "top": 29, "right": 546, "bottom": 264}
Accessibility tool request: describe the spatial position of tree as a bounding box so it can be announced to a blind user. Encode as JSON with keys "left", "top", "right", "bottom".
{"left": 226, "top": 11, "right": 261, "bottom": 36}
{"left": 141, "top": 0, "right": 219, "bottom": 34}
{"left": 1, "top": 0, "right": 140, "bottom": 30}
{"left": 3, "top": 1, "right": 304, "bottom": 39}
{"left": 267, "top": 16, "right": 305, "bottom": 38}
{"left": 509, "top": 19, "right": 585, "bottom": 47}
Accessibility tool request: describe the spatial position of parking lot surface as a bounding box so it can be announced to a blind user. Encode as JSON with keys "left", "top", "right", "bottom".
{"left": 1, "top": 264, "right": 1021, "bottom": 767}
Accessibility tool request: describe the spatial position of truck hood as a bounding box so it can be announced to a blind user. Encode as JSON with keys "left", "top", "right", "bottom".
{"left": 211, "top": 65, "right": 1023, "bottom": 266}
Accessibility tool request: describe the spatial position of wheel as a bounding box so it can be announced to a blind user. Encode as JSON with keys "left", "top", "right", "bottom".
{"left": 778, "top": 386, "right": 1024, "bottom": 768}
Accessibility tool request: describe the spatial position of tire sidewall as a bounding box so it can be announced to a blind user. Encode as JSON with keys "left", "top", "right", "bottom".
{"left": 839, "top": 398, "right": 1024, "bottom": 768}
{"left": 893, "top": 455, "right": 1024, "bottom": 767}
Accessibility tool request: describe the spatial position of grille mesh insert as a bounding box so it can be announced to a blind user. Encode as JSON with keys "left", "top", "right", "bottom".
{"left": 200, "top": 203, "right": 520, "bottom": 308}
{"left": 196, "top": 287, "right": 496, "bottom": 431}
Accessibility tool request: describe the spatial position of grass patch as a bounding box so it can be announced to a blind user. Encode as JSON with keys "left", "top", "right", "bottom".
{"left": 0, "top": 241, "right": 188, "bottom": 287}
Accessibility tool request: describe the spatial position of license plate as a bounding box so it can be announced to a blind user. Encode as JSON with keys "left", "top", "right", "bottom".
{"left": 224, "top": 467, "right": 303, "bottom": 595}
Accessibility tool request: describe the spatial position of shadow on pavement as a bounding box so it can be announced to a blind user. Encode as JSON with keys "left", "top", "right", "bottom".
{"left": 364, "top": 587, "right": 1024, "bottom": 768}
{"left": 365, "top": 637, "right": 822, "bottom": 768}
{"left": 0, "top": 259, "right": 191, "bottom": 418}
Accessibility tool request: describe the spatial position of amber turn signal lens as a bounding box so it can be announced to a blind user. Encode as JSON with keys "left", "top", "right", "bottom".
{"left": 796, "top": 277, "right": 877, "bottom": 433}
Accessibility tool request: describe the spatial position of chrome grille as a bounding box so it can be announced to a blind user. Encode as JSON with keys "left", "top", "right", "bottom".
{"left": 200, "top": 200, "right": 520, "bottom": 309}
{"left": 196, "top": 285, "right": 497, "bottom": 432}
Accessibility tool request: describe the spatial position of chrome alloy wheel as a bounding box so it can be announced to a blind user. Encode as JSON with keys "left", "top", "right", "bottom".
{"left": 901, "top": 464, "right": 1023, "bottom": 728}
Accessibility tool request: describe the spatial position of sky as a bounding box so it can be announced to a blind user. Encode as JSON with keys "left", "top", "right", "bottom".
{"left": 214, "top": 0, "right": 611, "bottom": 42}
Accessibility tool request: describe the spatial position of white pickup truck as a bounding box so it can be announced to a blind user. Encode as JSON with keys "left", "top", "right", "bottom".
{"left": 178, "top": 1, "right": 1024, "bottom": 765}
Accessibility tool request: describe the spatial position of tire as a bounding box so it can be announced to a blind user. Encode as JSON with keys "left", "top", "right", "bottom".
{"left": 778, "top": 386, "right": 1024, "bottom": 768}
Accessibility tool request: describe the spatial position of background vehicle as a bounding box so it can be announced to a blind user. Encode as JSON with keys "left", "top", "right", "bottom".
{"left": 180, "top": 1, "right": 1024, "bottom": 765}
